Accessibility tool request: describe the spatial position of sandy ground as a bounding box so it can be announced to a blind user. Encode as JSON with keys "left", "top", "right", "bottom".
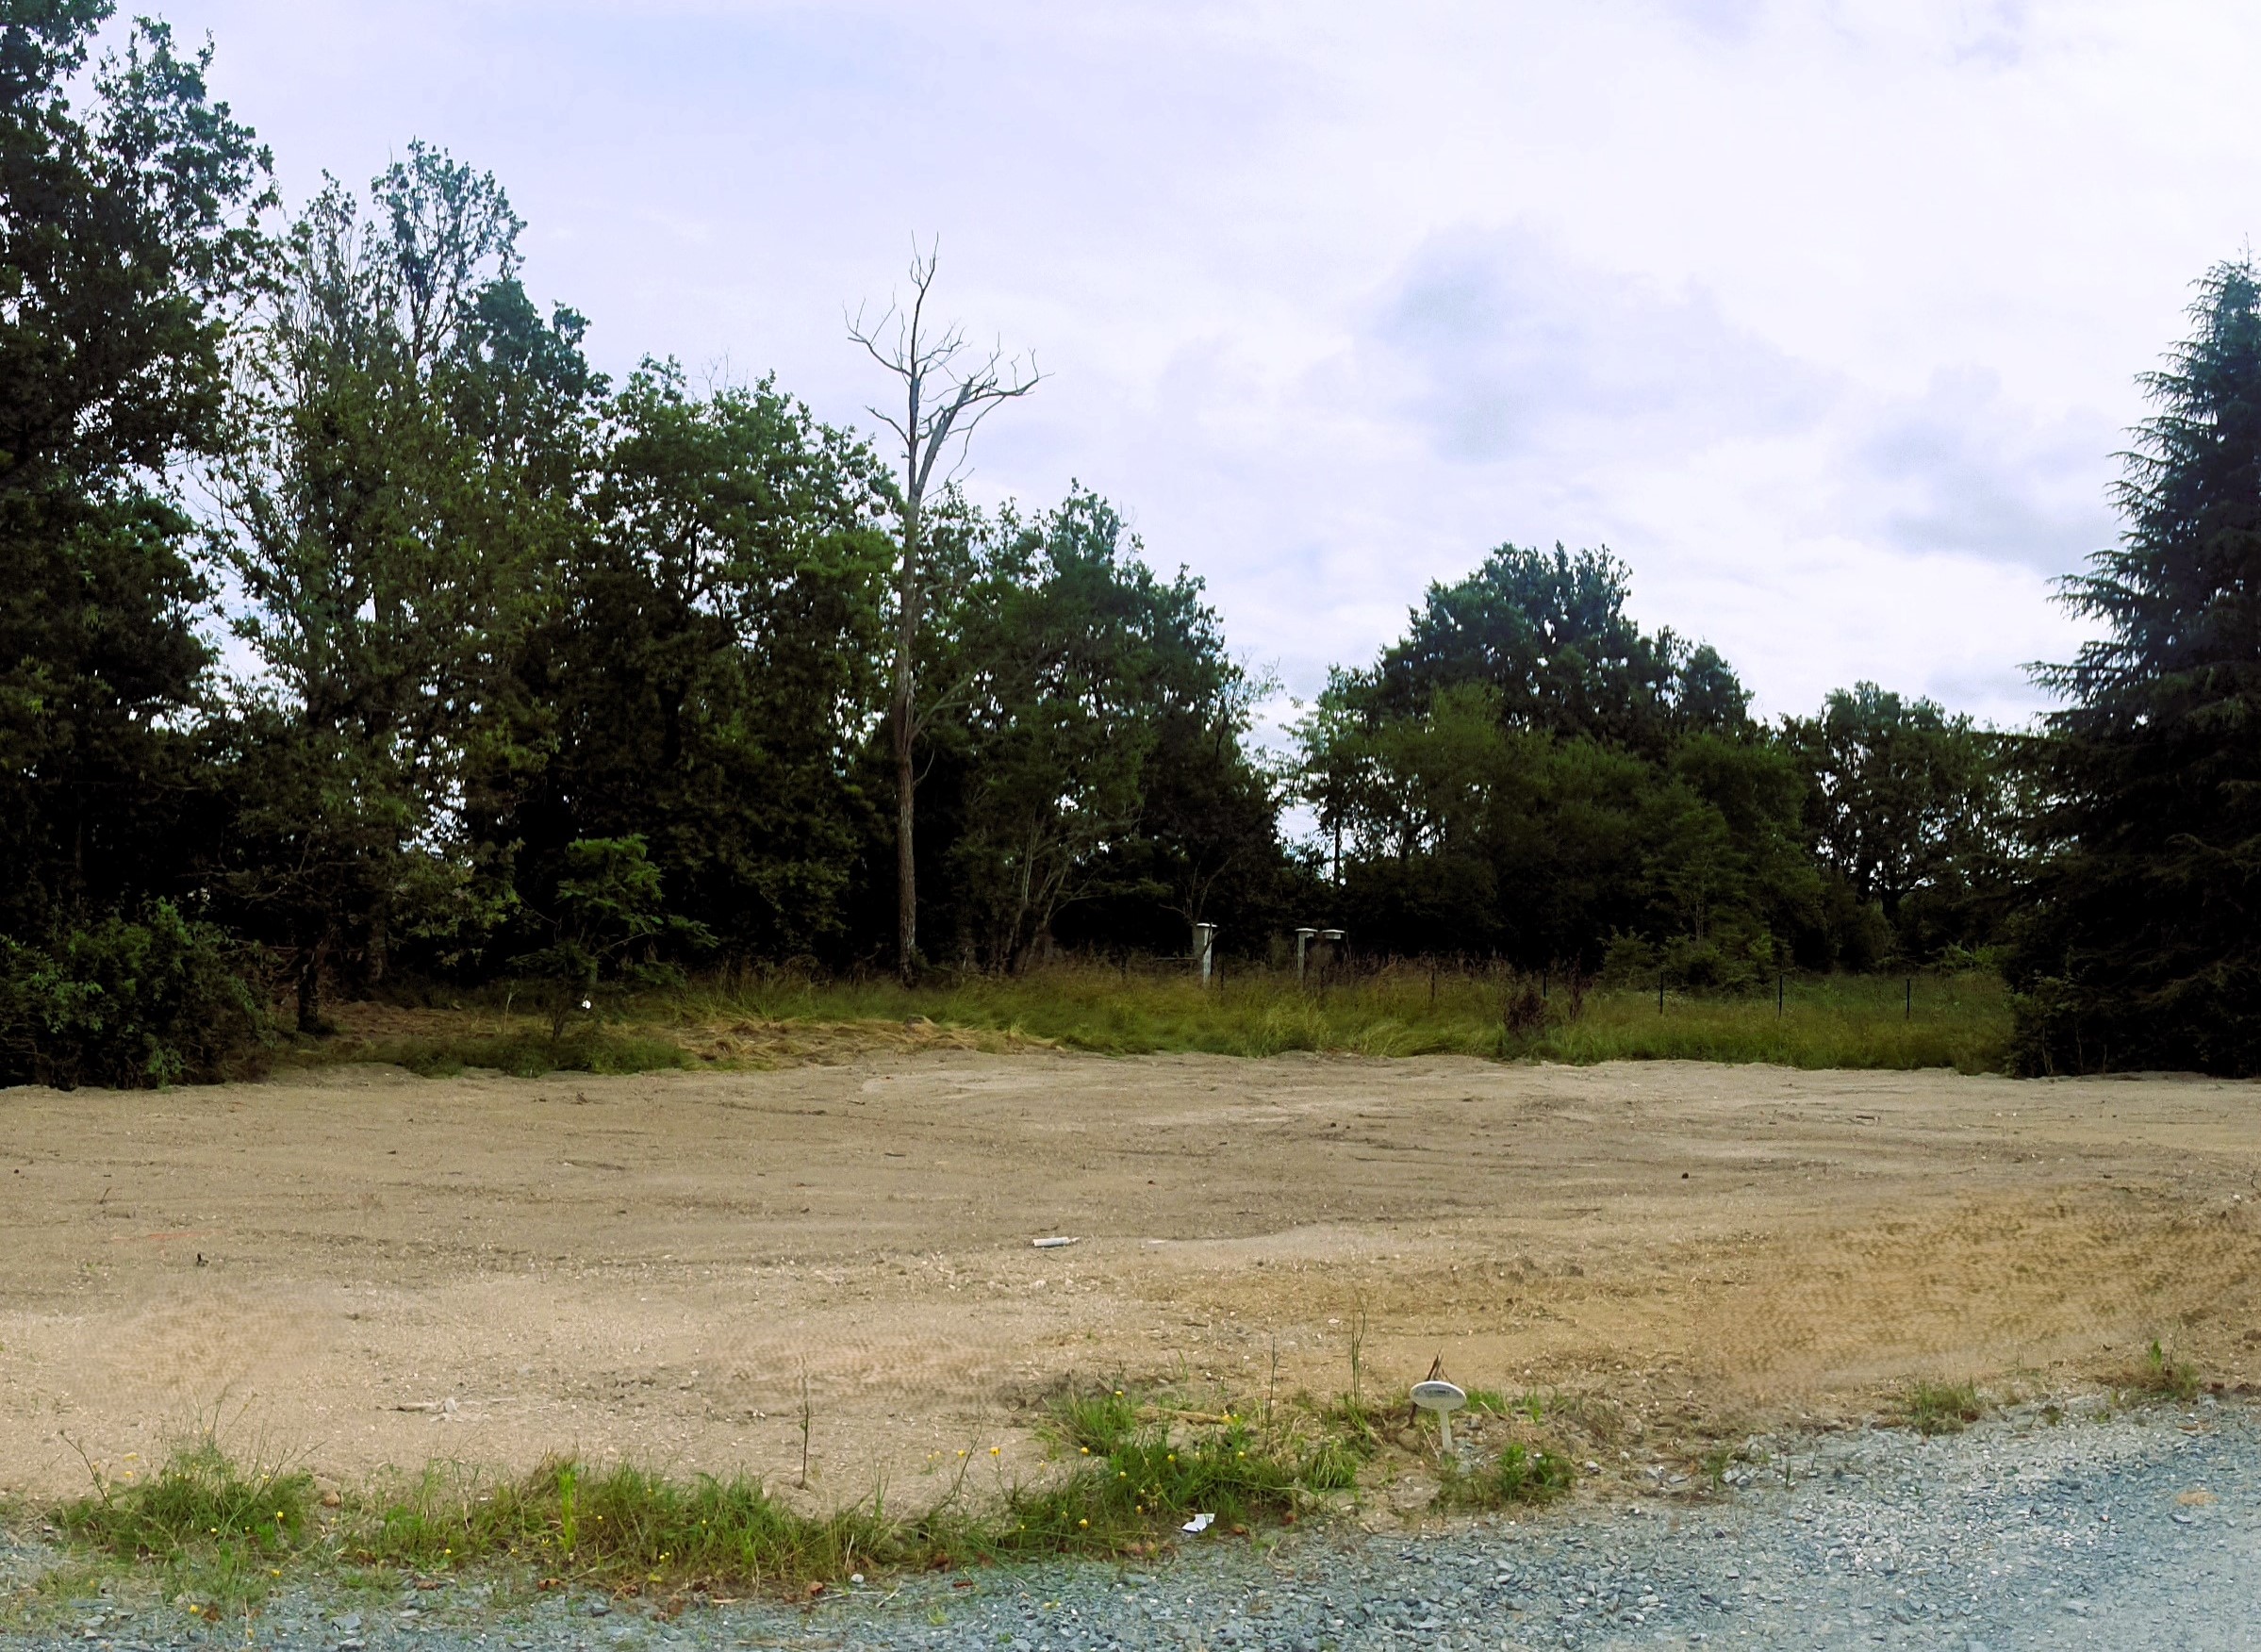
{"left": 3, "top": 1050, "right": 2258, "bottom": 1502}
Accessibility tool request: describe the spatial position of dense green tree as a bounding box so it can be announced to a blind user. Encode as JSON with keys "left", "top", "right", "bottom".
{"left": 1083, "top": 697, "right": 1296, "bottom": 957}
{"left": 2007, "top": 259, "right": 2261, "bottom": 1075}
{"left": 932, "top": 490, "right": 1269, "bottom": 970}
{"left": 1300, "top": 546, "right": 1810, "bottom": 975}
{"left": 1781, "top": 682, "right": 2019, "bottom": 962}
{"left": 510, "top": 835, "right": 711, "bottom": 1035}
{"left": 211, "top": 143, "right": 595, "bottom": 1024}
{"left": 501, "top": 364, "right": 894, "bottom": 963}
{"left": 0, "top": 3, "right": 269, "bottom": 933}
{"left": 0, "top": 900, "right": 263, "bottom": 1087}
{"left": 1300, "top": 676, "right": 1813, "bottom": 975}
{"left": 1360, "top": 542, "right": 1751, "bottom": 748}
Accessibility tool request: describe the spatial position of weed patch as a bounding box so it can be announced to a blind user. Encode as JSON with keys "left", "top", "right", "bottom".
{"left": 1004, "top": 1385, "right": 1366, "bottom": 1556}
{"left": 38, "top": 1390, "right": 1380, "bottom": 1605}
{"left": 348, "top": 1458, "right": 894, "bottom": 1592}
{"left": 56, "top": 1438, "right": 314, "bottom": 1615}
{"left": 1893, "top": 1381, "right": 1986, "bottom": 1436}
{"left": 1438, "top": 1445, "right": 1576, "bottom": 1511}
{"left": 2116, "top": 1340, "right": 2201, "bottom": 1402}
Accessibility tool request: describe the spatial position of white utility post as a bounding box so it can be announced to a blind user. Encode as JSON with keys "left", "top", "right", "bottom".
{"left": 1193, "top": 922, "right": 1218, "bottom": 987}
{"left": 1411, "top": 1379, "right": 1468, "bottom": 1451}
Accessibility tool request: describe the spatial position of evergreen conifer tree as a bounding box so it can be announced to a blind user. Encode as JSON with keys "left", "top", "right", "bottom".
{"left": 2008, "top": 259, "right": 2261, "bottom": 1074}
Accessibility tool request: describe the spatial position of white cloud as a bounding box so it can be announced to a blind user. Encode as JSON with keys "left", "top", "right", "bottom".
{"left": 137, "top": 0, "right": 2261, "bottom": 733}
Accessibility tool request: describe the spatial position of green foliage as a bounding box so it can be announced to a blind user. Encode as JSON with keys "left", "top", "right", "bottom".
{"left": 1783, "top": 683, "right": 2023, "bottom": 963}
{"left": 932, "top": 490, "right": 1279, "bottom": 969}
{"left": 1298, "top": 552, "right": 1858, "bottom": 972}
{"left": 0, "top": 903, "right": 267, "bottom": 1088}
{"left": 506, "top": 364, "right": 895, "bottom": 962}
{"left": 58, "top": 1437, "right": 311, "bottom": 1615}
{"left": 1045, "top": 1386, "right": 1145, "bottom": 1455}
{"left": 998, "top": 1421, "right": 1308, "bottom": 1556}
{"left": 339, "top": 1027, "right": 687, "bottom": 1080}
{"left": 1437, "top": 1443, "right": 1576, "bottom": 1510}
{"left": 0, "top": 3, "right": 271, "bottom": 936}
{"left": 1299, "top": 544, "right": 2035, "bottom": 977}
{"left": 1360, "top": 542, "right": 1749, "bottom": 747}
{"left": 2118, "top": 1340, "right": 2201, "bottom": 1402}
{"left": 354, "top": 1457, "right": 891, "bottom": 1592}
{"left": 212, "top": 141, "right": 591, "bottom": 1030}
{"left": 511, "top": 836, "right": 711, "bottom": 1034}
{"left": 2009, "top": 258, "right": 2261, "bottom": 1076}
{"left": 51, "top": 1396, "right": 1362, "bottom": 1602}
{"left": 685, "top": 960, "right": 2008, "bottom": 1069}
{"left": 1893, "top": 1380, "right": 1986, "bottom": 1436}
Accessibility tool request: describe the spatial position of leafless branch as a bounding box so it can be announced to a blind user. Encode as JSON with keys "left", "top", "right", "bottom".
{"left": 846, "top": 240, "right": 1041, "bottom": 511}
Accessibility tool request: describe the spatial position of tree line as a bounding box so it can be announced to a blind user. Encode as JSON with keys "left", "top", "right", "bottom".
{"left": 4, "top": 4, "right": 2256, "bottom": 1080}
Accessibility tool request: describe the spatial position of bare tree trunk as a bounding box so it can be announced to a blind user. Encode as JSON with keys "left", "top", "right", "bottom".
{"left": 892, "top": 499, "right": 922, "bottom": 983}
{"left": 849, "top": 245, "right": 1039, "bottom": 986}
{"left": 296, "top": 929, "right": 331, "bottom": 1034}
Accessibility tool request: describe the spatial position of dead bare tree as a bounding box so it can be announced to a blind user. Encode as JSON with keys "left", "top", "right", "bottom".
{"left": 849, "top": 243, "right": 1040, "bottom": 983}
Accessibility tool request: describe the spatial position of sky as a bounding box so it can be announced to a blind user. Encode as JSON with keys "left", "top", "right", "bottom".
{"left": 130, "top": 0, "right": 2261, "bottom": 730}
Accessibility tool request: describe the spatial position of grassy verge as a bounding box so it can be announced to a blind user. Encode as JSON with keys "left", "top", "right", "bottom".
{"left": 284, "top": 1023, "right": 689, "bottom": 1080}
{"left": 33, "top": 1381, "right": 1585, "bottom": 1617}
{"left": 671, "top": 962, "right": 2009, "bottom": 1069}
{"left": 318, "top": 962, "right": 2012, "bottom": 1077}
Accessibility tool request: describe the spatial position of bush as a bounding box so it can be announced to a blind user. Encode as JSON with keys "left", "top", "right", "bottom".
{"left": 0, "top": 904, "right": 268, "bottom": 1088}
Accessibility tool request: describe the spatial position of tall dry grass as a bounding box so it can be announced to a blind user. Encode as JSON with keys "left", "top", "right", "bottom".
{"left": 656, "top": 958, "right": 2010, "bottom": 1072}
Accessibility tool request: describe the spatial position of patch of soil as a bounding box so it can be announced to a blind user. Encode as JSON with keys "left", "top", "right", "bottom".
{"left": 3, "top": 1050, "right": 2256, "bottom": 1500}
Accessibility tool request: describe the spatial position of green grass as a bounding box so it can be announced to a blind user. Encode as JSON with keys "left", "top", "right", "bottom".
{"left": 2118, "top": 1340, "right": 2201, "bottom": 1402}
{"left": 1004, "top": 1391, "right": 1332, "bottom": 1554}
{"left": 32, "top": 1381, "right": 1593, "bottom": 1612}
{"left": 1437, "top": 1444, "right": 1576, "bottom": 1510}
{"left": 294, "top": 1026, "right": 690, "bottom": 1080}
{"left": 349, "top": 1456, "right": 895, "bottom": 1591}
{"left": 1893, "top": 1380, "right": 1987, "bottom": 1436}
{"left": 316, "top": 960, "right": 2008, "bottom": 1078}
{"left": 31, "top": 1390, "right": 1381, "bottom": 1611}
{"left": 56, "top": 1438, "right": 316, "bottom": 1617}
{"left": 652, "top": 960, "right": 2012, "bottom": 1071}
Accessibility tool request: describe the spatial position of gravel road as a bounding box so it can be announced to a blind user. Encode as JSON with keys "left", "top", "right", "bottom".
{"left": 8, "top": 1400, "right": 2254, "bottom": 1652}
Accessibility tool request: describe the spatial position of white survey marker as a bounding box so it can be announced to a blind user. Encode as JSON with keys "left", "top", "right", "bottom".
{"left": 1031, "top": 1235, "right": 1080, "bottom": 1249}
{"left": 1411, "top": 1379, "right": 1468, "bottom": 1449}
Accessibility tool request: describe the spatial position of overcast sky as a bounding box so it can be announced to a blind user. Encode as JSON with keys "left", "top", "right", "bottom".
{"left": 137, "top": 0, "right": 2260, "bottom": 728}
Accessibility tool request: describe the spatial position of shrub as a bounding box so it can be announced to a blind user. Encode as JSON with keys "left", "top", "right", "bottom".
{"left": 0, "top": 904, "right": 268, "bottom": 1088}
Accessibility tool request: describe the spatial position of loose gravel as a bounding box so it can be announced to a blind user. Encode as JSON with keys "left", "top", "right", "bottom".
{"left": 8, "top": 1401, "right": 2254, "bottom": 1652}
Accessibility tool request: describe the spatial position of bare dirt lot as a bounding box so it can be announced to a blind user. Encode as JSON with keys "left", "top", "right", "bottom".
{"left": 4, "top": 1050, "right": 2258, "bottom": 1502}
